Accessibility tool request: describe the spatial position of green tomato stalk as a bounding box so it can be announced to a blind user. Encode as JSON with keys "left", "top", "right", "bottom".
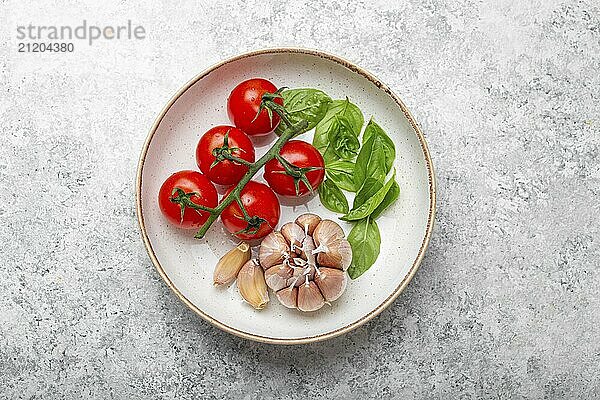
{"left": 193, "top": 118, "right": 308, "bottom": 239}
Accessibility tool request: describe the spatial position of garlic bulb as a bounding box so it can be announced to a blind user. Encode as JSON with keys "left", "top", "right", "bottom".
{"left": 256, "top": 213, "right": 351, "bottom": 312}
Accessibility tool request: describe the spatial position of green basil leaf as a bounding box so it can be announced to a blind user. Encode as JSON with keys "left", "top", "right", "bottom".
{"left": 362, "top": 118, "right": 395, "bottom": 174}
{"left": 371, "top": 180, "right": 400, "bottom": 219}
{"left": 275, "top": 89, "right": 332, "bottom": 135}
{"left": 326, "top": 160, "right": 356, "bottom": 192}
{"left": 318, "top": 179, "right": 349, "bottom": 214}
{"left": 353, "top": 178, "right": 383, "bottom": 208}
{"left": 329, "top": 116, "right": 360, "bottom": 160}
{"left": 322, "top": 147, "right": 338, "bottom": 164}
{"left": 313, "top": 98, "right": 363, "bottom": 154}
{"left": 353, "top": 135, "right": 387, "bottom": 191}
{"left": 347, "top": 217, "right": 381, "bottom": 279}
{"left": 341, "top": 171, "right": 396, "bottom": 221}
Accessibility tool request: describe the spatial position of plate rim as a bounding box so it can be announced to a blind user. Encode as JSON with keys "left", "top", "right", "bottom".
{"left": 136, "top": 47, "right": 437, "bottom": 345}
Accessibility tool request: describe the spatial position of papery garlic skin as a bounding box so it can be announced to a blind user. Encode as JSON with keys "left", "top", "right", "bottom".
{"left": 314, "top": 267, "right": 348, "bottom": 302}
{"left": 316, "top": 238, "right": 352, "bottom": 271}
{"left": 280, "top": 222, "right": 305, "bottom": 253}
{"left": 300, "top": 234, "right": 317, "bottom": 266}
{"left": 295, "top": 213, "right": 321, "bottom": 236}
{"left": 297, "top": 281, "right": 325, "bottom": 312}
{"left": 259, "top": 231, "right": 290, "bottom": 270}
{"left": 276, "top": 287, "right": 298, "bottom": 309}
{"left": 312, "top": 219, "right": 345, "bottom": 246}
{"left": 265, "top": 264, "right": 294, "bottom": 291}
{"left": 237, "top": 260, "right": 270, "bottom": 309}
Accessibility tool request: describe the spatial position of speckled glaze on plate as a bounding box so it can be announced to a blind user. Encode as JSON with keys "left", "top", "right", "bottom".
{"left": 136, "top": 48, "right": 436, "bottom": 344}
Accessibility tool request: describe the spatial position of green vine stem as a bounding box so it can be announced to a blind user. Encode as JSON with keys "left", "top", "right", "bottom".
{"left": 193, "top": 118, "right": 309, "bottom": 239}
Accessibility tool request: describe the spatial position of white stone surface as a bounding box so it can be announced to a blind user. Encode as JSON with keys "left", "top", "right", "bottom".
{"left": 1, "top": 0, "right": 599, "bottom": 398}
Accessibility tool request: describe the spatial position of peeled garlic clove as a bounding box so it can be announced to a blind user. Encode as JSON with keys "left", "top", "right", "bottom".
{"left": 259, "top": 231, "right": 289, "bottom": 270}
{"left": 312, "top": 219, "right": 345, "bottom": 247}
{"left": 314, "top": 267, "right": 348, "bottom": 302}
{"left": 276, "top": 287, "right": 298, "bottom": 309}
{"left": 264, "top": 264, "right": 294, "bottom": 291}
{"left": 280, "top": 222, "right": 305, "bottom": 253}
{"left": 237, "top": 260, "right": 269, "bottom": 309}
{"left": 316, "top": 238, "right": 352, "bottom": 271}
{"left": 297, "top": 281, "right": 325, "bottom": 312}
{"left": 295, "top": 213, "right": 321, "bottom": 235}
{"left": 213, "top": 242, "right": 252, "bottom": 285}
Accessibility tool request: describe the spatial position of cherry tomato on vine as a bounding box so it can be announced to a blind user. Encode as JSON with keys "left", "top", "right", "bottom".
{"left": 264, "top": 140, "right": 325, "bottom": 197}
{"left": 227, "top": 78, "right": 283, "bottom": 136}
{"left": 196, "top": 125, "right": 255, "bottom": 186}
{"left": 220, "top": 181, "right": 281, "bottom": 240}
{"left": 158, "top": 170, "right": 218, "bottom": 229}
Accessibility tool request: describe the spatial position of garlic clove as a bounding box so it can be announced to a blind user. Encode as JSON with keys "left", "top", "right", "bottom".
{"left": 314, "top": 267, "right": 348, "bottom": 302}
{"left": 316, "top": 238, "right": 352, "bottom": 271}
{"left": 280, "top": 222, "right": 305, "bottom": 253}
{"left": 264, "top": 264, "right": 294, "bottom": 291}
{"left": 297, "top": 281, "right": 325, "bottom": 312}
{"left": 300, "top": 234, "right": 317, "bottom": 266}
{"left": 237, "top": 260, "right": 269, "bottom": 309}
{"left": 312, "top": 219, "right": 345, "bottom": 247}
{"left": 258, "top": 231, "right": 289, "bottom": 270}
{"left": 287, "top": 265, "right": 314, "bottom": 287}
{"left": 276, "top": 287, "right": 298, "bottom": 309}
{"left": 295, "top": 213, "right": 321, "bottom": 236}
{"left": 213, "top": 242, "right": 252, "bottom": 285}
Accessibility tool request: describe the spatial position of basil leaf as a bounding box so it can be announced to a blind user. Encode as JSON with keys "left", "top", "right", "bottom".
{"left": 275, "top": 89, "right": 332, "bottom": 135}
{"left": 353, "top": 178, "right": 383, "bottom": 208}
{"left": 322, "top": 146, "right": 338, "bottom": 164}
{"left": 362, "top": 118, "right": 395, "bottom": 174}
{"left": 347, "top": 217, "right": 381, "bottom": 279}
{"left": 341, "top": 171, "right": 396, "bottom": 221}
{"left": 318, "top": 179, "right": 349, "bottom": 214}
{"left": 329, "top": 116, "right": 360, "bottom": 160}
{"left": 371, "top": 180, "right": 400, "bottom": 219}
{"left": 326, "top": 160, "right": 356, "bottom": 192}
{"left": 313, "top": 98, "right": 364, "bottom": 154}
{"left": 353, "top": 135, "right": 387, "bottom": 191}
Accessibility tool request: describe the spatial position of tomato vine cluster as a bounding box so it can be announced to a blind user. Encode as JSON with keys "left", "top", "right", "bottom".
{"left": 158, "top": 78, "right": 325, "bottom": 240}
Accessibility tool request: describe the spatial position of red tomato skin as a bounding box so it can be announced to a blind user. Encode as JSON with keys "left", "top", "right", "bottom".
{"left": 158, "top": 170, "right": 218, "bottom": 229}
{"left": 220, "top": 181, "right": 281, "bottom": 240}
{"left": 227, "top": 78, "right": 283, "bottom": 136}
{"left": 196, "top": 126, "right": 255, "bottom": 186}
{"left": 264, "top": 140, "right": 325, "bottom": 197}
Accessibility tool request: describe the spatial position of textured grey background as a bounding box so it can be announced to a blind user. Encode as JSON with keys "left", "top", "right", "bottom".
{"left": 1, "top": 0, "right": 599, "bottom": 398}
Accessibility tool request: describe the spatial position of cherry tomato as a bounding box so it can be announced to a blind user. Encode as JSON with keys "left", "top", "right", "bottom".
{"left": 196, "top": 125, "right": 255, "bottom": 186}
{"left": 227, "top": 78, "right": 283, "bottom": 136}
{"left": 220, "top": 181, "right": 281, "bottom": 240}
{"left": 264, "top": 140, "right": 325, "bottom": 197}
{"left": 158, "top": 170, "right": 218, "bottom": 229}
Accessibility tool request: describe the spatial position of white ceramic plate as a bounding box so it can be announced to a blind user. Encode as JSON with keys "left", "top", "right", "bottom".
{"left": 136, "top": 48, "right": 435, "bottom": 344}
